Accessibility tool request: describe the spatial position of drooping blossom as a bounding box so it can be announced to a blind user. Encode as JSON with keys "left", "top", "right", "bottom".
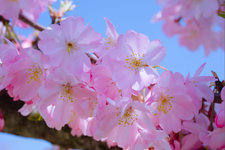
{"left": 147, "top": 71, "right": 195, "bottom": 134}
{"left": 108, "top": 30, "right": 166, "bottom": 90}
{"left": 38, "top": 16, "right": 102, "bottom": 82}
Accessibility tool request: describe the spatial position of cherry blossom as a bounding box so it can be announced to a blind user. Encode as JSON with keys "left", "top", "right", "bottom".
{"left": 0, "top": 0, "right": 34, "bottom": 24}
{"left": 108, "top": 30, "right": 166, "bottom": 90}
{"left": 147, "top": 71, "right": 195, "bottom": 134}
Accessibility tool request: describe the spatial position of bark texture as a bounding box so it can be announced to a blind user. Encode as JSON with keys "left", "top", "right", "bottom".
{"left": 0, "top": 90, "right": 121, "bottom": 150}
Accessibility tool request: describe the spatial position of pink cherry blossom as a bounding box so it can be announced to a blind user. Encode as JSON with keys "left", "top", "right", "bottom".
{"left": 9, "top": 47, "right": 49, "bottom": 102}
{"left": 15, "top": 0, "right": 56, "bottom": 28}
{"left": 185, "top": 63, "right": 215, "bottom": 114}
{"left": 97, "top": 17, "right": 119, "bottom": 58}
{"left": 0, "top": 40, "right": 19, "bottom": 90}
{"left": 178, "top": 22, "right": 223, "bottom": 56}
{"left": 180, "top": 0, "right": 219, "bottom": 20}
{"left": 147, "top": 71, "right": 195, "bottom": 134}
{"left": 0, "top": 109, "right": 4, "bottom": 131}
{"left": 182, "top": 114, "right": 210, "bottom": 150}
{"left": 207, "top": 127, "right": 225, "bottom": 149}
{"left": 38, "top": 67, "right": 98, "bottom": 129}
{"left": 0, "top": 0, "right": 34, "bottom": 25}
{"left": 91, "top": 65, "right": 121, "bottom": 100}
{"left": 68, "top": 116, "right": 90, "bottom": 137}
{"left": 38, "top": 16, "right": 102, "bottom": 82}
{"left": 92, "top": 97, "right": 155, "bottom": 149}
{"left": 108, "top": 30, "right": 166, "bottom": 90}
{"left": 215, "top": 101, "right": 225, "bottom": 128}
{"left": 133, "top": 130, "right": 171, "bottom": 150}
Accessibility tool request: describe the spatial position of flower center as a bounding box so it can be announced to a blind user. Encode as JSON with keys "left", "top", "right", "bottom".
{"left": 8, "top": 0, "right": 18, "bottom": 2}
{"left": 157, "top": 94, "right": 173, "bottom": 114}
{"left": 27, "top": 63, "right": 43, "bottom": 83}
{"left": 125, "top": 53, "right": 148, "bottom": 74}
{"left": 67, "top": 42, "right": 79, "bottom": 54}
{"left": 59, "top": 82, "right": 74, "bottom": 103}
{"left": 118, "top": 106, "right": 138, "bottom": 127}
{"left": 186, "top": 30, "right": 197, "bottom": 39}
{"left": 104, "top": 36, "right": 117, "bottom": 50}
{"left": 88, "top": 98, "right": 98, "bottom": 117}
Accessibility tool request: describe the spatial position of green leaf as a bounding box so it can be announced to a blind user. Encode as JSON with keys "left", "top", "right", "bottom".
{"left": 218, "top": 13, "right": 225, "bottom": 18}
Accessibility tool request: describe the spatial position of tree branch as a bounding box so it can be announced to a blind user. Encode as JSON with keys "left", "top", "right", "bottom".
{"left": 18, "top": 14, "right": 47, "bottom": 31}
{"left": 0, "top": 90, "right": 121, "bottom": 150}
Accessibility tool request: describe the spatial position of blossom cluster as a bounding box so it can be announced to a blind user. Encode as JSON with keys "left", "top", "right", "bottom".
{"left": 0, "top": 15, "right": 224, "bottom": 150}
{"left": 0, "top": 0, "right": 56, "bottom": 26}
{"left": 153, "top": 0, "right": 225, "bottom": 56}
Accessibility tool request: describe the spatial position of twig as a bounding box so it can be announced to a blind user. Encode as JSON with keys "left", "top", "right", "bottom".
{"left": 18, "top": 14, "right": 46, "bottom": 31}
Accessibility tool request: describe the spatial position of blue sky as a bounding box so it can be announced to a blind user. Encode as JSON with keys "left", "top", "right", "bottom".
{"left": 0, "top": 0, "right": 224, "bottom": 150}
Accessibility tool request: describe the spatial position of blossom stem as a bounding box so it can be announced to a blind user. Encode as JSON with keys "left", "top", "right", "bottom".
{"left": 179, "top": 131, "right": 183, "bottom": 149}
{"left": 143, "top": 88, "right": 146, "bottom": 102}
{"left": 208, "top": 103, "right": 215, "bottom": 131}
{"left": 200, "top": 109, "right": 208, "bottom": 117}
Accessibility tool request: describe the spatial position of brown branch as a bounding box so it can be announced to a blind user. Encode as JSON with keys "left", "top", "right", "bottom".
{"left": 0, "top": 90, "right": 121, "bottom": 150}
{"left": 18, "top": 13, "right": 47, "bottom": 31}
{"left": 214, "top": 93, "right": 223, "bottom": 103}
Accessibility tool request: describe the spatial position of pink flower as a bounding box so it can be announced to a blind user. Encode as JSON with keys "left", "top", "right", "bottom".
{"left": 108, "top": 30, "right": 166, "bottom": 90}
{"left": 207, "top": 127, "right": 225, "bottom": 149}
{"left": 15, "top": 0, "right": 56, "bottom": 28}
{"left": 38, "top": 67, "right": 98, "bottom": 129}
{"left": 147, "top": 71, "right": 195, "bottom": 134}
{"left": 0, "top": 109, "right": 4, "bottom": 131}
{"left": 97, "top": 17, "right": 119, "bottom": 58}
{"left": 91, "top": 65, "right": 121, "bottom": 100}
{"left": 180, "top": 0, "right": 219, "bottom": 20}
{"left": 185, "top": 63, "right": 215, "bottom": 114}
{"left": 68, "top": 116, "right": 90, "bottom": 137}
{"left": 133, "top": 130, "right": 170, "bottom": 150}
{"left": 92, "top": 97, "right": 155, "bottom": 149}
{"left": 0, "top": 40, "right": 19, "bottom": 90}
{"left": 0, "top": 0, "right": 34, "bottom": 25}
{"left": 182, "top": 114, "right": 210, "bottom": 150}
{"left": 215, "top": 102, "right": 225, "bottom": 128}
{"left": 9, "top": 48, "right": 49, "bottom": 102}
{"left": 38, "top": 16, "right": 102, "bottom": 82}
{"left": 178, "top": 22, "right": 223, "bottom": 56}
